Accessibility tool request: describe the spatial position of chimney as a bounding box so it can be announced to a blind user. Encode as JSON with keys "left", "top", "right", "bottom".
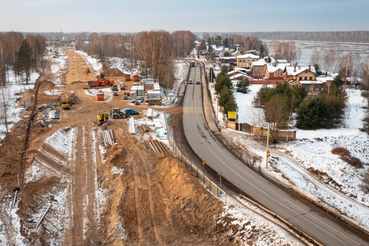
{"left": 274, "top": 61, "right": 277, "bottom": 67}
{"left": 309, "top": 65, "right": 311, "bottom": 71}
{"left": 294, "top": 66, "right": 296, "bottom": 72}
{"left": 268, "top": 56, "right": 271, "bottom": 63}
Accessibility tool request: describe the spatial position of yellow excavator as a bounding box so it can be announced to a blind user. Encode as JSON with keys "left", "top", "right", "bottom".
{"left": 60, "top": 99, "right": 72, "bottom": 110}
{"left": 97, "top": 111, "right": 109, "bottom": 126}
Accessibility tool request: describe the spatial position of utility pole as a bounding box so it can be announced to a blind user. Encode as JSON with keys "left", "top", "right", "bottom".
{"left": 266, "top": 124, "right": 270, "bottom": 169}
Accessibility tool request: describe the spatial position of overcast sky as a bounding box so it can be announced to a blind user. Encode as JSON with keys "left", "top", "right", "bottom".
{"left": 0, "top": 0, "right": 368, "bottom": 33}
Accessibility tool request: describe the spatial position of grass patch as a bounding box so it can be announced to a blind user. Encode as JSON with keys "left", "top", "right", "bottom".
{"left": 331, "top": 147, "right": 363, "bottom": 168}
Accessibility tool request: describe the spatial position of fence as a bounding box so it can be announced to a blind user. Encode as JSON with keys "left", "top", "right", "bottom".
{"left": 226, "top": 121, "right": 296, "bottom": 141}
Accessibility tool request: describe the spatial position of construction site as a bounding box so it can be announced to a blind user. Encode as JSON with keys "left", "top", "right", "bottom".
{"left": 0, "top": 48, "right": 311, "bottom": 246}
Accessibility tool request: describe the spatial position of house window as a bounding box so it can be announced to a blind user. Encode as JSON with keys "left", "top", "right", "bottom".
{"left": 299, "top": 77, "right": 302, "bottom": 81}
{"left": 309, "top": 85, "right": 313, "bottom": 91}
{"left": 310, "top": 77, "right": 312, "bottom": 80}
{"left": 274, "top": 71, "right": 278, "bottom": 77}
{"left": 280, "top": 71, "right": 283, "bottom": 76}
{"left": 305, "top": 77, "right": 307, "bottom": 80}
{"left": 315, "top": 86, "right": 320, "bottom": 91}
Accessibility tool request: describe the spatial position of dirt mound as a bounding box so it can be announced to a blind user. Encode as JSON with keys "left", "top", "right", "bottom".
{"left": 103, "top": 68, "right": 125, "bottom": 77}
{"left": 57, "top": 91, "right": 79, "bottom": 104}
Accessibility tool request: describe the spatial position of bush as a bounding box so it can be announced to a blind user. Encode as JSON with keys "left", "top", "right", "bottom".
{"left": 331, "top": 147, "right": 363, "bottom": 168}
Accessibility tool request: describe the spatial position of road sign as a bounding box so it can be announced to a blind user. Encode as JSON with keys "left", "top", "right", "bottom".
{"left": 228, "top": 111, "right": 237, "bottom": 120}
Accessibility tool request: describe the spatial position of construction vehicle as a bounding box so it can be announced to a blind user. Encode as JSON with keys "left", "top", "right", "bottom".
{"left": 112, "top": 84, "right": 118, "bottom": 91}
{"left": 97, "top": 90, "right": 104, "bottom": 101}
{"left": 123, "top": 92, "right": 130, "bottom": 100}
{"left": 60, "top": 99, "right": 72, "bottom": 110}
{"left": 86, "top": 67, "right": 90, "bottom": 74}
{"left": 97, "top": 111, "right": 109, "bottom": 125}
{"left": 133, "top": 74, "right": 140, "bottom": 82}
{"left": 191, "top": 61, "right": 195, "bottom": 67}
{"left": 88, "top": 79, "right": 114, "bottom": 88}
{"left": 99, "top": 72, "right": 105, "bottom": 79}
{"left": 111, "top": 108, "right": 129, "bottom": 119}
{"left": 119, "top": 82, "right": 125, "bottom": 90}
{"left": 124, "top": 74, "right": 131, "bottom": 81}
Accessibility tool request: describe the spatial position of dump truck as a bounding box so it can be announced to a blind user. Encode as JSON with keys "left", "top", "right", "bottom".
{"left": 97, "top": 90, "right": 104, "bottom": 101}
{"left": 124, "top": 74, "right": 131, "bottom": 81}
{"left": 133, "top": 74, "right": 140, "bottom": 82}
{"left": 97, "top": 111, "right": 109, "bottom": 125}
{"left": 111, "top": 108, "right": 129, "bottom": 119}
{"left": 60, "top": 99, "right": 72, "bottom": 110}
{"left": 88, "top": 79, "right": 114, "bottom": 88}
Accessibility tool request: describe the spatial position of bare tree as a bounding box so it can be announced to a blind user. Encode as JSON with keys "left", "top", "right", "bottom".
{"left": 339, "top": 52, "right": 353, "bottom": 84}
{"left": 264, "top": 96, "right": 289, "bottom": 142}
{"left": 361, "top": 55, "right": 369, "bottom": 89}
{"left": 310, "top": 48, "right": 320, "bottom": 66}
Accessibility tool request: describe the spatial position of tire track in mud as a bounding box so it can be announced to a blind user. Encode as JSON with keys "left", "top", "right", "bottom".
{"left": 64, "top": 125, "right": 99, "bottom": 245}
{"left": 125, "top": 133, "right": 163, "bottom": 245}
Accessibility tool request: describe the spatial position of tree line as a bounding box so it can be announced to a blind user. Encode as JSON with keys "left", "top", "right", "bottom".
{"left": 76, "top": 30, "right": 196, "bottom": 89}
{"left": 198, "top": 33, "right": 269, "bottom": 58}
{"left": 236, "top": 31, "right": 369, "bottom": 43}
{"left": 0, "top": 32, "right": 46, "bottom": 86}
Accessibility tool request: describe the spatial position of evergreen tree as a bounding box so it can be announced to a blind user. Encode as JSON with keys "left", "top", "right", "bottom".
{"left": 14, "top": 39, "right": 34, "bottom": 84}
{"left": 224, "top": 95, "right": 238, "bottom": 115}
{"left": 236, "top": 78, "right": 249, "bottom": 93}
{"left": 219, "top": 86, "right": 230, "bottom": 107}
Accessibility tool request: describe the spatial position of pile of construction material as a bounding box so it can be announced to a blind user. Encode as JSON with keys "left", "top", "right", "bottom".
{"left": 57, "top": 91, "right": 79, "bottom": 104}
{"left": 149, "top": 140, "right": 170, "bottom": 156}
{"left": 101, "top": 129, "right": 115, "bottom": 146}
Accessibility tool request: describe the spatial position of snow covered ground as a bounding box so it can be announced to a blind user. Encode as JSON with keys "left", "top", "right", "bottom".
{"left": 0, "top": 71, "right": 39, "bottom": 142}
{"left": 227, "top": 84, "right": 369, "bottom": 230}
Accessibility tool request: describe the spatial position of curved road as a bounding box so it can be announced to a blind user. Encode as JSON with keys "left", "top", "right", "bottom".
{"left": 182, "top": 65, "right": 369, "bottom": 246}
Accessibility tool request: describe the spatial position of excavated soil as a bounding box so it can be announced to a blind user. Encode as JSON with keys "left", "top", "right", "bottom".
{"left": 0, "top": 49, "right": 235, "bottom": 245}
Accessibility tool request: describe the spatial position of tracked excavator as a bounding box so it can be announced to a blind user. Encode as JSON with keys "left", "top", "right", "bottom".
{"left": 97, "top": 111, "right": 109, "bottom": 126}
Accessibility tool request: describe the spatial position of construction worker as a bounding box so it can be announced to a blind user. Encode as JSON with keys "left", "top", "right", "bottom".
{"left": 172, "top": 124, "right": 175, "bottom": 130}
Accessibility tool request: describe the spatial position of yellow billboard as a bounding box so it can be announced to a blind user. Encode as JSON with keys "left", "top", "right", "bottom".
{"left": 228, "top": 111, "right": 237, "bottom": 120}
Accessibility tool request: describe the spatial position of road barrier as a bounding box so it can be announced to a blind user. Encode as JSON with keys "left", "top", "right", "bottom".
{"left": 164, "top": 116, "right": 227, "bottom": 201}
{"left": 289, "top": 185, "right": 369, "bottom": 237}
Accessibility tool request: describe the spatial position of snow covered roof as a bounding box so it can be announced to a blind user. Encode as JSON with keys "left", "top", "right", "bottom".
{"left": 300, "top": 80, "right": 322, "bottom": 85}
{"left": 237, "top": 54, "right": 260, "bottom": 59}
{"left": 252, "top": 59, "right": 267, "bottom": 66}
{"left": 317, "top": 76, "right": 334, "bottom": 83}
{"left": 227, "top": 67, "right": 247, "bottom": 74}
{"left": 277, "top": 59, "right": 289, "bottom": 63}
{"left": 230, "top": 73, "right": 253, "bottom": 80}
{"left": 267, "top": 62, "right": 290, "bottom": 73}
{"left": 285, "top": 65, "right": 316, "bottom": 76}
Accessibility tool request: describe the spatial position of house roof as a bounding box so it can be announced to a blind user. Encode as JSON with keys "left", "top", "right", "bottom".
{"left": 267, "top": 62, "right": 290, "bottom": 73}
{"left": 237, "top": 54, "right": 260, "bottom": 59}
{"left": 317, "top": 76, "right": 334, "bottom": 83}
{"left": 300, "top": 80, "right": 323, "bottom": 85}
{"left": 276, "top": 59, "right": 289, "bottom": 63}
{"left": 285, "top": 65, "right": 316, "bottom": 76}
{"left": 230, "top": 73, "right": 253, "bottom": 80}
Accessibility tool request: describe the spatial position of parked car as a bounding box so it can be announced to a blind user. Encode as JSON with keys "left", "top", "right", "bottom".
{"left": 120, "top": 82, "right": 125, "bottom": 90}
{"left": 122, "top": 108, "right": 139, "bottom": 115}
{"left": 189, "top": 79, "right": 193, "bottom": 84}
{"left": 196, "top": 80, "right": 200, "bottom": 85}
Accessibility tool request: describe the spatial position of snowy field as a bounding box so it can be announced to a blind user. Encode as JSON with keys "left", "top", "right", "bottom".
{"left": 229, "top": 84, "right": 369, "bottom": 230}
{"left": 0, "top": 71, "right": 39, "bottom": 142}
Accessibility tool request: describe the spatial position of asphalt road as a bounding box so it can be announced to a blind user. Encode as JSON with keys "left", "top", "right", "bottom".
{"left": 182, "top": 65, "right": 369, "bottom": 246}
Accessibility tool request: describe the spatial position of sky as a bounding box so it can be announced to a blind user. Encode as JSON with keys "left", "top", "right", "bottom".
{"left": 0, "top": 0, "right": 368, "bottom": 33}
